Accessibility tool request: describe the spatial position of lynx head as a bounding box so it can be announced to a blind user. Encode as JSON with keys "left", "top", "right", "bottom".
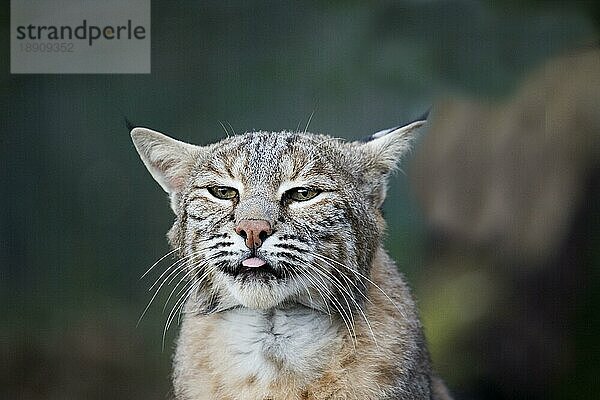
{"left": 131, "top": 119, "right": 424, "bottom": 315}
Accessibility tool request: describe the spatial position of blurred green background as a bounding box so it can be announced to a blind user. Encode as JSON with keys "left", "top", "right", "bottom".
{"left": 1, "top": 1, "right": 599, "bottom": 399}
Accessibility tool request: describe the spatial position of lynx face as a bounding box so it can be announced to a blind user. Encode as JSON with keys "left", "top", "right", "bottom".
{"left": 132, "top": 122, "right": 423, "bottom": 316}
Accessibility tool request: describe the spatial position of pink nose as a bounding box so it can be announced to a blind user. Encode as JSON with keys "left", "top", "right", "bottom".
{"left": 235, "top": 219, "right": 272, "bottom": 249}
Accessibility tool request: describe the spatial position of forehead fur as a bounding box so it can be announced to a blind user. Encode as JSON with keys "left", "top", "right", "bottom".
{"left": 192, "top": 131, "right": 351, "bottom": 188}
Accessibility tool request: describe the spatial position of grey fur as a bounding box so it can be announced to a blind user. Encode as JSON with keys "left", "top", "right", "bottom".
{"left": 131, "top": 121, "right": 451, "bottom": 400}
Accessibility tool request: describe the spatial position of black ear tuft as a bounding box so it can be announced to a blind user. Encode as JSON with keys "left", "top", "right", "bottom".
{"left": 124, "top": 117, "right": 136, "bottom": 132}
{"left": 360, "top": 109, "right": 430, "bottom": 142}
{"left": 358, "top": 126, "right": 398, "bottom": 143}
{"left": 416, "top": 108, "right": 430, "bottom": 123}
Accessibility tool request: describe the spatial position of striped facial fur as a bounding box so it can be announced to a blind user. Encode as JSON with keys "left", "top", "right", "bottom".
{"left": 131, "top": 122, "right": 423, "bottom": 321}
{"left": 131, "top": 119, "right": 456, "bottom": 400}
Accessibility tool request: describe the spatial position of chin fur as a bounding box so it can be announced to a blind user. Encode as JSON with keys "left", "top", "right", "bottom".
{"left": 224, "top": 275, "right": 297, "bottom": 309}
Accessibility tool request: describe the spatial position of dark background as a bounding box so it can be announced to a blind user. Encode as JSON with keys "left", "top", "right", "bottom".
{"left": 1, "top": 1, "right": 599, "bottom": 399}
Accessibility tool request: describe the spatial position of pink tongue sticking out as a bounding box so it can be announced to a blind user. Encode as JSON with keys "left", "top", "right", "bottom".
{"left": 241, "top": 257, "right": 267, "bottom": 268}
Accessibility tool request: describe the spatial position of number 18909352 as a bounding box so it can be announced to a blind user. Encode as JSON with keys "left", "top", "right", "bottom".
{"left": 19, "top": 42, "right": 74, "bottom": 52}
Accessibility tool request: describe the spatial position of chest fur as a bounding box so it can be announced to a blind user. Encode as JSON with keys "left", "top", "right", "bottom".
{"left": 175, "top": 307, "right": 341, "bottom": 399}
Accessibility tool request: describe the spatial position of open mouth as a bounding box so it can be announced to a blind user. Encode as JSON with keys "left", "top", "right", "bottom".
{"left": 226, "top": 256, "right": 282, "bottom": 280}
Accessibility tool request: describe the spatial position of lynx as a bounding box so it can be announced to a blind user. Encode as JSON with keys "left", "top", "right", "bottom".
{"left": 131, "top": 118, "right": 452, "bottom": 400}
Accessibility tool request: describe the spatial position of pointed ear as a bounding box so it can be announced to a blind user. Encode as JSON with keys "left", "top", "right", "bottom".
{"left": 360, "top": 118, "right": 426, "bottom": 174}
{"left": 130, "top": 127, "right": 200, "bottom": 194}
{"left": 353, "top": 116, "right": 427, "bottom": 208}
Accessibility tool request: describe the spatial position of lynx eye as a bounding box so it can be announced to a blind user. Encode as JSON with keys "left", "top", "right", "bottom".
{"left": 207, "top": 186, "right": 238, "bottom": 200}
{"left": 287, "top": 187, "right": 321, "bottom": 202}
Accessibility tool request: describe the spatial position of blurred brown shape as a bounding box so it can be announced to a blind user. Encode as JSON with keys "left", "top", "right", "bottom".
{"left": 414, "top": 50, "right": 600, "bottom": 264}
{"left": 412, "top": 50, "right": 600, "bottom": 400}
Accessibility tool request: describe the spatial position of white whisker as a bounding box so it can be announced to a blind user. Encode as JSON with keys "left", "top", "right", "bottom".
{"left": 313, "top": 253, "right": 407, "bottom": 320}
{"left": 302, "top": 263, "right": 357, "bottom": 348}
{"left": 311, "top": 259, "right": 379, "bottom": 348}
{"left": 140, "top": 247, "right": 180, "bottom": 280}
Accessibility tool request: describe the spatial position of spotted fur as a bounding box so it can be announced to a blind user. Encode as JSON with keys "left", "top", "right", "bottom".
{"left": 131, "top": 120, "right": 451, "bottom": 400}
